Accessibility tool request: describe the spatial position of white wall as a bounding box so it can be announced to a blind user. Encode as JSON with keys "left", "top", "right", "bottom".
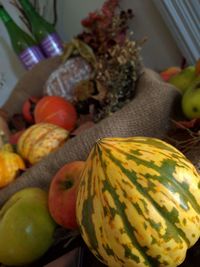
{"left": 0, "top": 0, "right": 183, "bottom": 107}
{"left": 56, "top": 0, "right": 105, "bottom": 42}
{"left": 122, "top": 0, "right": 183, "bottom": 70}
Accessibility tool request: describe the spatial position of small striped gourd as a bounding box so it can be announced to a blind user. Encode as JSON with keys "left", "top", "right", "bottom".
{"left": 76, "top": 137, "right": 200, "bottom": 267}
{"left": 17, "top": 123, "right": 69, "bottom": 165}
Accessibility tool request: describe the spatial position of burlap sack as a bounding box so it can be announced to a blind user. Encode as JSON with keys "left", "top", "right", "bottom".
{"left": 1, "top": 57, "right": 181, "bottom": 206}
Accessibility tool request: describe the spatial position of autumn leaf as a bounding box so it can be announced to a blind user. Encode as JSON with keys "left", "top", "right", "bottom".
{"left": 62, "top": 42, "right": 75, "bottom": 63}
{"left": 73, "top": 38, "right": 97, "bottom": 66}
{"left": 91, "top": 81, "right": 107, "bottom": 102}
{"left": 74, "top": 80, "right": 95, "bottom": 101}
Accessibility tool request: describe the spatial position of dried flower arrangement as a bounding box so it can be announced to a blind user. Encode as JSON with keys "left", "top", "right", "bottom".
{"left": 62, "top": 0, "right": 144, "bottom": 123}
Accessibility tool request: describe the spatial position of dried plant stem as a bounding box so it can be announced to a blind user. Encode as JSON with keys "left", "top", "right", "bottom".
{"left": 167, "top": 120, "right": 200, "bottom": 153}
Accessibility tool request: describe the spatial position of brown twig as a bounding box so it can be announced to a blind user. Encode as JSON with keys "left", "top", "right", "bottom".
{"left": 166, "top": 119, "right": 200, "bottom": 153}
{"left": 171, "top": 119, "right": 199, "bottom": 138}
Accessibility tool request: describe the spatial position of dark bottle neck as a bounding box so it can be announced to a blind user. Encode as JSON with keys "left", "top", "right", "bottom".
{"left": 19, "top": 0, "right": 55, "bottom": 39}
{"left": 19, "top": 0, "right": 35, "bottom": 12}
{"left": 19, "top": 0, "right": 46, "bottom": 21}
{"left": 0, "top": 5, "right": 24, "bottom": 38}
{"left": 0, "top": 5, "right": 13, "bottom": 23}
{"left": 0, "top": 5, "right": 37, "bottom": 54}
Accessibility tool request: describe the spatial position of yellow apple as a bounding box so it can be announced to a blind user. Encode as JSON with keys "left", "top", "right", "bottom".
{"left": 0, "top": 187, "right": 56, "bottom": 266}
{"left": 169, "top": 66, "right": 196, "bottom": 93}
{"left": 182, "top": 76, "right": 200, "bottom": 119}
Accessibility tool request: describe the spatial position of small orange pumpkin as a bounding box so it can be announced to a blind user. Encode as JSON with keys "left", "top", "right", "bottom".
{"left": 0, "top": 148, "right": 25, "bottom": 188}
{"left": 17, "top": 123, "right": 69, "bottom": 165}
{"left": 34, "top": 96, "right": 78, "bottom": 131}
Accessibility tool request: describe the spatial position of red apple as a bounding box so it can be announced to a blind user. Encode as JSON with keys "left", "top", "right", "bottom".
{"left": 48, "top": 161, "right": 85, "bottom": 229}
{"left": 22, "top": 96, "right": 39, "bottom": 124}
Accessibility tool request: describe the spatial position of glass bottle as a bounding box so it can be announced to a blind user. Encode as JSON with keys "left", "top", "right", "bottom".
{"left": 0, "top": 4, "right": 45, "bottom": 70}
{"left": 19, "top": 0, "right": 64, "bottom": 57}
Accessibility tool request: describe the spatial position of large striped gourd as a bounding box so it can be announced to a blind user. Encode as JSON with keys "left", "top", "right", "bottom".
{"left": 76, "top": 136, "right": 200, "bottom": 267}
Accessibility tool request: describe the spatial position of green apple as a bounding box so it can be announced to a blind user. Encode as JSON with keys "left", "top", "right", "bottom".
{"left": 182, "top": 76, "right": 200, "bottom": 119}
{"left": 0, "top": 187, "right": 56, "bottom": 266}
{"left": 169, "top": 66, "right": 196, "bottom": 93}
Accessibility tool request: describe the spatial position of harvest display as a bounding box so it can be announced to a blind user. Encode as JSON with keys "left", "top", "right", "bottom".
{"left": 0, "top": 0, "right": 200, "bottom": 266}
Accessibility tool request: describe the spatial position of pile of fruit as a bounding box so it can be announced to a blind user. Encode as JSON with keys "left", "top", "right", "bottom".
{"left": 1, "top": 64, "right": 200, "bottom": 266}
{"left": 0, "top": 95, "right": 78, "bottom": 187}
{"left": 160, "top": 59, "right": 200, "bottom": 120}
{"left": 1, "top": 134, "right": 200, "bottom": 266}
{"left": 0, "top": 91, "right": 88, "bottom": 266}
{"left": 0, "top": 1, "right": 200, "bottom": 266}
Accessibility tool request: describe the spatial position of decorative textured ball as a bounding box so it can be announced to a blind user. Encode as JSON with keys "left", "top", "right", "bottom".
{"left": 43, "top": 56, "right": 93, "bottom": 102}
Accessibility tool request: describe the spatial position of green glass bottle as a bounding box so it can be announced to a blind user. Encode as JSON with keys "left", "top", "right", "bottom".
{"left": 19, "top": 0, "right": 63, "bottom": 57}
{"left": 0, "top": 4, "right": 45, "bottom": 70}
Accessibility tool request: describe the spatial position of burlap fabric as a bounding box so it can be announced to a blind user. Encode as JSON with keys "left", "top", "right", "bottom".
{"left": 0, "top": 57, "right": 183, "bottom": 206}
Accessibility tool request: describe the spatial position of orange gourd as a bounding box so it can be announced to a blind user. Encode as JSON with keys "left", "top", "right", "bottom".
{"left": 34, "top": 96, "right": 77, "bottom": 131}
{"left": 0, "top": 145, "right": 25, "bottom": 188}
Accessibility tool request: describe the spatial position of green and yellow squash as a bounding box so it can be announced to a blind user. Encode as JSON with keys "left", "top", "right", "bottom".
{"left": 17, "top": 123, "right": 69, "bottom": 165}
{"left": 76, "top": 136, "right": 200, "bottom": 267}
